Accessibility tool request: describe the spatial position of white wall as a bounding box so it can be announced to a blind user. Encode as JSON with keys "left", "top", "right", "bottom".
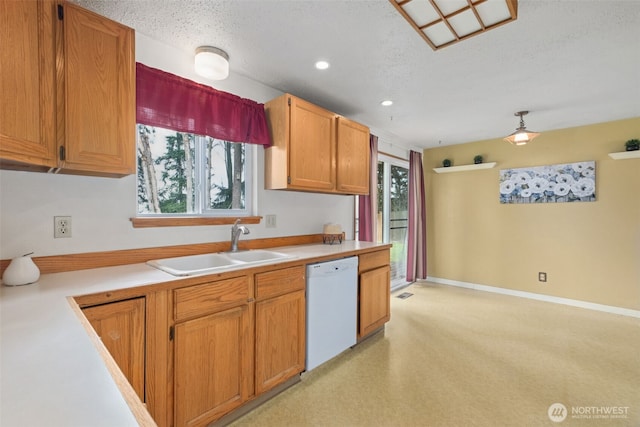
{"left": 0, "top": 33, "right": 354, "bottom": 259}
{"left": 377, "top": 138, "right": 410, "bottom": 160}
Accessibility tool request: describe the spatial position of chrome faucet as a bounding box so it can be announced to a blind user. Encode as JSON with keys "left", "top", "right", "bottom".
{"left": 230, "top": 219, "right": 250, "bottom": 252}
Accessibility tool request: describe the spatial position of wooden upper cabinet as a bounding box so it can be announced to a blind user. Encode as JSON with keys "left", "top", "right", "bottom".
{"left": 264, "top": 93, "right": 370, "bottom": 195}
{"left": 0, "top": 0, "right": 135, "bottom": 177}
{"left": 336, "top": 117, "right": 370, "bottom": 195}
{"left": 288, "top": 97, "right": 335, "bottom": 191}
{"left": 58, "top": 2, "right": 135, "bottom": 176}
{"left": 0, "top": 0, "right": 57, "bottom": 170}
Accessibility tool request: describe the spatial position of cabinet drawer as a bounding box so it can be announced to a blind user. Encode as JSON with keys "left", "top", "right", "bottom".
{"left": 359, "top": 249, "right": 390, "bottom": 273}
{"left": 174, "top": 276, "right": 251, "bottom": 321}
{"left": 255, "top": 266, "right": 305, "bottom": 301}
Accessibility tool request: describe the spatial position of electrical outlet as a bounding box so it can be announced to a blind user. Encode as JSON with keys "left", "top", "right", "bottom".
{"left": 265, "top": 214, "right": 277, "bottom": 228}
{"left": 54, "top": 216, "right": 72, "bottom": 238}
{"left": 538, "top": 272, "right": 547, "bottom": 282}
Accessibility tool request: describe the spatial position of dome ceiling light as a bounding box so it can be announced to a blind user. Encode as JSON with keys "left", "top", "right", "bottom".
{"left": 194, "top": 46, "right": 229, "bottom": 80}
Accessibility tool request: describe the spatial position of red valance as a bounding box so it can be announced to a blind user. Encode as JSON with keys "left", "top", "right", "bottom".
{"left": 136, "top": 63, "right": 271, "bottom": 146}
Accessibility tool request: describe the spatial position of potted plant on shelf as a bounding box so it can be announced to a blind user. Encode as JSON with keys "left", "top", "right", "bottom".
{"left": 625, "top": 139, "right": 639, "bottom": 151}
{"left": 442, "top": 159, "right": 452, "bottom": 167}
{"left": 474, "top": 155, "right": 483, "bottom": 164}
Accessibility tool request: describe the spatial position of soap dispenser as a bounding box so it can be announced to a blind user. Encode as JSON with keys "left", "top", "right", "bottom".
{"left": 2, "top": 252, "right": 40, "bottom": 286}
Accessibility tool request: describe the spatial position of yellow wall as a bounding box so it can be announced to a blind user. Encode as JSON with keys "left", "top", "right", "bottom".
{"left": 423, "top": 117, "right": 640, "bottom": 310}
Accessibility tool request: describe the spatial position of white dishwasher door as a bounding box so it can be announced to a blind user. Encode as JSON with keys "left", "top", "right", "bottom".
{"left": 305, "top": 256, "right": 358, "bottom": 371}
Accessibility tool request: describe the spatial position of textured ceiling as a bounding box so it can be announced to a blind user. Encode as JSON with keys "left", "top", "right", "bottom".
{"left": 72, "top": 0, "right": 640, "bottom": 149}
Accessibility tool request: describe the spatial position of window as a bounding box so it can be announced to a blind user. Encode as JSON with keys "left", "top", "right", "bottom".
{"left": 136, "top": 124, "right": 252, "bottom": 216}
{"left": 133, "top": 63, "right": 270, "bottom": 221}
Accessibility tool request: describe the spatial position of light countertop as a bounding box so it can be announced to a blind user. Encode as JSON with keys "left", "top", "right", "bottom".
{"left": 0, "top": 241, "right": 387, "bottom": 427}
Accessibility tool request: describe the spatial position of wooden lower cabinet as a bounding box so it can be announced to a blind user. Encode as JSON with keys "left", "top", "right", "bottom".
{"left": 255, "top": 265, "right": 306, "bottom": 394}
{"left": 174, "top": 304, "right": 253, "bottom": 427}
{"left": 172, "top": 275, "right": 253, "bottom": 427}
{"left": 83, "top": 297, "right": 146, "bottom": 401}
{"left": 76, "top": 251, "right": 389, "bottom": 427}
{"left": 169, "top": 266, "right": 306, "bottom": 427}
{"left": 359, "top": 265, "right": 391, "bottom": 337}
{"left": 255, "top": 289, "right": 305, "bottom": 394}
{"left": 358, "top": 250, "right": 391, "bottom": 339}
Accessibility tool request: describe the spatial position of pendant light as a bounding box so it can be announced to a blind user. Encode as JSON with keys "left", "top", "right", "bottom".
{"left": 504, "top": 111, "right": 540, "bottom": 146}
{"left": 194, "top": 46, "right": 229, "bottom": 80}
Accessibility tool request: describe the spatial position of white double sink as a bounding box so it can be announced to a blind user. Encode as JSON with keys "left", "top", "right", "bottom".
{"left": 147, "top": 249, "right": 296, "bottom": 276}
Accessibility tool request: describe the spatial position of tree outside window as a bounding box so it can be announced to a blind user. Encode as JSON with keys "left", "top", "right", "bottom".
{"left": 136, "top": 124, "right": 251, "bottom": 216}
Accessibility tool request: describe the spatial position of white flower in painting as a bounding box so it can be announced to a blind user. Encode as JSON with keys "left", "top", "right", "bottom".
{"left": 581, "top": 166, "right": 595, "bottom": 177}
{"left": 571, "top": 177, "right": 595, "bottom": 198}
{"left": 538, "top": 166, "right": 555, "bottom": 178}
{"left": 556, "top": 173, "right": 575, "bottom": 184}
{"left": 514, "top": 172, "right": 532, "bottom": 184}
{"left": 554, "top": 182, "right": 571, "bottom": 196}
{"left": 572, "top": 162, "right": 593, "bottom": 175}
{"left": 500, "top": 180, "right": 517, "bottom": 194}
{"left": 529, "top": 177, "right": 549, "bottom": 193}
{"left": 520, "top": 187, "right": 532, "bottom": 198}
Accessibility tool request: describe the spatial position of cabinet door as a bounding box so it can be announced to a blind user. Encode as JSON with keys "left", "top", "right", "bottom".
{"left": 255, "top": 290, "right": 305, "bottom": 394}
{"left": 174, "top": 304, "right": 253, "bottom": 427}
{"left": 83, "top": 297, "right": 145, "bottom": 401}
{"left": 288, "top": 96, "right": 335, "bottom": 190}
{"left": 336, "top": 117, "right": 370, "bottom": 195}
{"left": 0, "top": 0, "right": 57, "bottom": 169}
{"left": 58, "top": 3, "right": 135, "bottom": 176}
{"left": 359, "top": 265, "right": 391, "bottom": 338}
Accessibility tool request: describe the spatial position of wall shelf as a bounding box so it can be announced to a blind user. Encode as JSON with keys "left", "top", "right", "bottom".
{"left": 608, "top": 151, "right": 640, "bottom": 160}
{"left": 433, "top": 162, "right": 497, "bottom": 174}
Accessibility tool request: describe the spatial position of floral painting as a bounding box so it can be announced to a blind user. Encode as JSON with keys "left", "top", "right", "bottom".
{"left": 499, "top": 161, "right": 596, "bottom": 204}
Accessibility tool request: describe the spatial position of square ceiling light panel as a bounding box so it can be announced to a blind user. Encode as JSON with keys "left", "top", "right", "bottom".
{"left": 390, "top": 0, "right": 518, "bottom": 50}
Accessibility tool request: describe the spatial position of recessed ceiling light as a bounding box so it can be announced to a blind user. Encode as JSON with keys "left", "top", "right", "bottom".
{"left": 381, "top": 100, "right": 393, "bottom": 106}
{"left": 315, "top": 60, "right": 330, "bottom": 70}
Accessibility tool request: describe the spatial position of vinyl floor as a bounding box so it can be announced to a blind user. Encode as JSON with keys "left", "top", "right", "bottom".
{"left": 229, "top": 282, "right": 640, "bottom": 427}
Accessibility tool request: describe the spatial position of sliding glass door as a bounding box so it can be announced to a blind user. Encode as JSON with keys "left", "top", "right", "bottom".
{"left": 377, "top": 155, "right": 409, "bottom": 289}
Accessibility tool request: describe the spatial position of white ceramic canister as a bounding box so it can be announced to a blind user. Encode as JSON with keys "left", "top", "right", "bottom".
{"left": 2, "top": 252, "right": 40, "bottom": 286}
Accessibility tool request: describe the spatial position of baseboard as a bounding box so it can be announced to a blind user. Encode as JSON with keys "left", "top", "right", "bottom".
{"left": 423, "top": 276, "right": 640, "bottom": 319}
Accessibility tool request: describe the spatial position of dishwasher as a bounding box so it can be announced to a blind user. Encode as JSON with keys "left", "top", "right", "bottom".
{"left": 305, "top": 256, "right": 359, "bottom": 371}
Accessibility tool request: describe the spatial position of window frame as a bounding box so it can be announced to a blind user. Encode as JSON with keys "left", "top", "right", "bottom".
{"left": 133, "top": 125, "right": 258, "bottom": 225}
